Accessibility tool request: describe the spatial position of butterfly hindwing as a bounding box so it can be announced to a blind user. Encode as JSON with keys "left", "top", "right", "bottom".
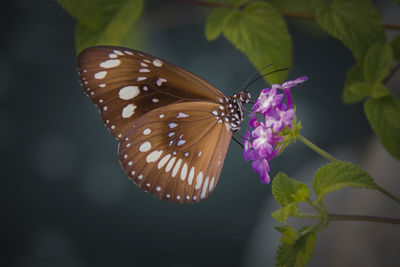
{"left": 118, "top": 102, "right": 232, "bottom": 203}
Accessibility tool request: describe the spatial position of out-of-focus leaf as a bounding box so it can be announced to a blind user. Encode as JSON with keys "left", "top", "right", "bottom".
{"left": 316, "top": 0, "right": 385, "bottom": 62}
{"left": 223, "top": 1, "right": 292, "bottom": 84}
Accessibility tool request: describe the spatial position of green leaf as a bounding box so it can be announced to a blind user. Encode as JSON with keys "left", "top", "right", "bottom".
{"left": 392, "top": 34, "right": 400, "bottom": 61}
{"left": 205, "top": 8, "right": 233, "bottom": 41}
{"left": 349, "top": 82, "right": 371, "bottom": 97}
{"left": 371, "top": 83, "right": 390, "bottom": 99}
{"left": 272, "top": 172, "right": 296, "bottom": 206}
{"left": 223, "top": 1, "right": 292, "bottom": 84}
{"left": 57, "top": 0, "right": 102, "bottom": 30}
{"left": 313, "top": 162, "right": 378, "bottom": 204}
{"left": 342, "top": 64, "right": 368, "bottom": 104}
{"left": 365, "top": 95, "right": 400, "bottom": 160}
{"left": 272, "top": 203, "right": 299, "bottom": 224}
{"left": 75, "top": 0, "right": 143, "bottom": 54}
{"left": 292, "top": 180, "right": 311, "bottom": 202}
{"left": 276, "top": 232, "right": 316, "bottom": 267}
{"left": 275, "top": 225, "right": 299, "bottom": 245}
{"left": 316, "top": 0, "right": 385, "bottom": 62}
{"left": 364, "top": 41, "right": 393, "bottom": 83}
{"left": 272, "top": 172, "right": 310, "bottom": 207}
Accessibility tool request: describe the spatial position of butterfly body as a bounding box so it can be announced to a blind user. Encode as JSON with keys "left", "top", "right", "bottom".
{"left": 78, "top": 46, "right": 250, "bottom": 203}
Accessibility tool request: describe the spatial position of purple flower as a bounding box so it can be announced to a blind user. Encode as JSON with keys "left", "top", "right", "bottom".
{"left": 264, "top": 106, "right": 295, "bottom": 132}
{"left": 251, "top": 155, "right": 271, "bottom": 184}
{"left": 252, "top": 88, "right": 284, "bottom": 114}
{"left": 243, "top": 76, "right": 308, "bottom": 184}
{"left": 252, "top": 123, "right": 273, "bottom": 157}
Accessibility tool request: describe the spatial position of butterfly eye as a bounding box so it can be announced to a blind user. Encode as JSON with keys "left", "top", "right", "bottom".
{"left": 239, "top": 91, "right": 251, "bottom": 103}
{"left": 78, "top": 46, "right": 246, "bottom": 203}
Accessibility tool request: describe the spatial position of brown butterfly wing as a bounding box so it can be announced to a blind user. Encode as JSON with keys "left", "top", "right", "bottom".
{"left": 78, "top": 46, "right": 227, "bottom": 140}
{"left": 118, "top": 101, "right": 232, "bottom": 203}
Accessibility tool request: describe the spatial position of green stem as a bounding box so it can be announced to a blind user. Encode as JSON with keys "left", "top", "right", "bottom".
{"left": 329, "top": 213, "right": 400, "bottom": 225}
{"left": 307, "top": 198, "right": 323, "bottom": 214}
{"left": 295, "top": 212, "right": 322, "bottom": 219}
{"left": 297, "top": 134, "right": 338, "bottom": 162}
{"left": 171, "top": 0, "right": 400, "bottom": 30}
{"left": 377, "top": 184, "right": 400, "bottom": 204}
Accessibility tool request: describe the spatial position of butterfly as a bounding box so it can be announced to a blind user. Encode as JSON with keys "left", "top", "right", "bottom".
{"left": 78, "top": 46, "right": 251, "bottom": 203}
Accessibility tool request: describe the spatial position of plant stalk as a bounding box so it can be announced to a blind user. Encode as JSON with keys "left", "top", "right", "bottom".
{"left": 171, "top": 0, "right": 400, "bottom": 30}
{"left": 376, "top": 184, "right": 400, "bottom": 204}
{"left": 297, "top": 134, "right": 338, "bottom": 162}
{"left": 329, "top": 213, "right": 400, "bottom": 225}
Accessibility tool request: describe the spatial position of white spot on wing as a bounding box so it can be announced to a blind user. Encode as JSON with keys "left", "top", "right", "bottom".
{"left": 201, "top": 177, "right": 209, "bottom": 199}
{"left": 177, "top": 140, "right": 186, "bottom": 146}
{"left": 159, "top": 114, "right": 165, "bottom": 118}
{"left": 113, "top": 50, "right": 124, "bottom": 55}
{"left": 122, "top": 104, "right": 137, "bottom": 118}
{"left": 158, "top": 154, "right": 171, "bottom": 169}
{"left": 168, "top": 132, "right": 175, "bottom": 137}
{"left": 109, "top": 53, "right": 117, "bottom": 58}
{"left": 139, "top": 141, "right": 151, "bottom": 152}
{"left": 156, "top": 78, "right": 167, "bottom": 86}
{"left": 209, "top": 177, "right": 215, "bottom": 191}
{"left": 180, "top": 163, "right": 188, "bottom": 181}
{"left": 94, "top": 71, "right": 107, "bottom": 79}
{"left": 152, "top": 98, "right": 159, "bottom": 103}
{"left": 124, "top": 50, "right": 133, "bottom": 55}
{"left": 172, "top": 159, "right": 182, "bottom": 177}
{"left": 165, "top": 157, "right": 176, "bottom": 172}
{"left": 195, "top": 172, "right": 203, "bottom": 190}
{"left": 169, "top": 123, "right": 178, "bottom": 128}
{"left": 139, "top": 68, "right": 150, "bottom": 72}
{"left": 177, "top": 112, "right": 189, "bottom": 118}
{"left": 153, "top": 59, "right": 163, "bottom": 67}
{"left": 140, "top": 62, "right": 148, "bottom": 67}
{"left": 143, "top": 128, "right": 151, "bottom": 135}
{"left": 100, "top": 59, "right": 121, "bottom": 68}
{"left": 188, "top": 167, "right": 195, "bottom": 185}
{"left": 119, "top": 86, "right": 139, "bottom": 100}
{"left": 146, "top": 150, "right": 163, "bottom": 163}
{"left": 137, "top": 77, "right": 147, "bottom": 81}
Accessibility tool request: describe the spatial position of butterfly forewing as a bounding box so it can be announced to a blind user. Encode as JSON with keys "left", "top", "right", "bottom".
{"left": 118, "top": 102, "right": 232, "bottom": 203}
{"left": 78, "top": 46, "right": 241, "bottom": 203}
{"left": 78, "top": 46, "right": 226, "bottom": 140}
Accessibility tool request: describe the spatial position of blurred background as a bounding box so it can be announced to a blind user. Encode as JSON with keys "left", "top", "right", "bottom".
{"left": 1, "top": 0, "right": 399, "bottom": 266}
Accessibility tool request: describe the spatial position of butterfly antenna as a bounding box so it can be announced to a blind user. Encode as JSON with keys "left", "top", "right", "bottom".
{"left": 241, "top": 63, "right": 275, "bottom": 92}
{"left": 243, "top": 67, "right": 290, "bottom": 91}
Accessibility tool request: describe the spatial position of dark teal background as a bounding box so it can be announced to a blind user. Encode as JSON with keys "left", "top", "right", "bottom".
{"left": 1, "top": 1, "right": 399, "bottom": 267}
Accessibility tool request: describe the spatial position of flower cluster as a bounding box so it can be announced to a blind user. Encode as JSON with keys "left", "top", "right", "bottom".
{"left": 243, "top": 76, "right": 308, "bottom": 184}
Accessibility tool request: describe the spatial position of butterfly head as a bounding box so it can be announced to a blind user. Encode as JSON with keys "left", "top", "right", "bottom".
{"left": 239, "top": 91, "right": 251, "bottom": 104}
